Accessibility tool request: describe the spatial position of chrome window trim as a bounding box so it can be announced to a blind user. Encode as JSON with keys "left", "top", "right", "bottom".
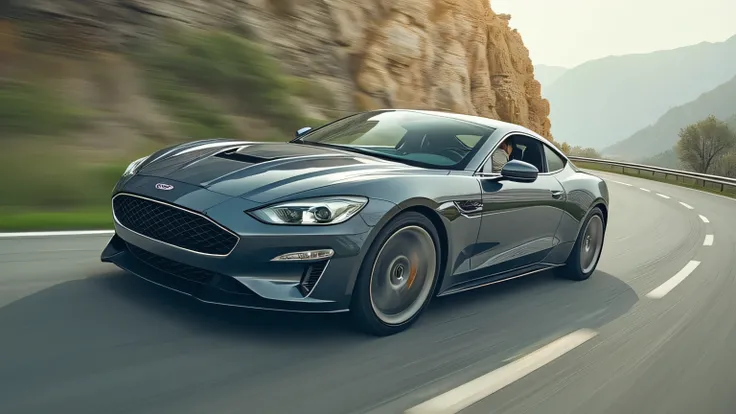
{"left": 112, "top": 192, "right": 241, "bottom": 257}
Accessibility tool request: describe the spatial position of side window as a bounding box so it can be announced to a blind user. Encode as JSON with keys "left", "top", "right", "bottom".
{"left": 515, "top": 138, "right": 546, "bottom": 172}
{"left": 543, "top": 144, "right": 566, "bottom": 172}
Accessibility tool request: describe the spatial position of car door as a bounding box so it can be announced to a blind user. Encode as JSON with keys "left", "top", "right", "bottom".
{"left": 467, "top": 134, "right": 566, "bottom": 280}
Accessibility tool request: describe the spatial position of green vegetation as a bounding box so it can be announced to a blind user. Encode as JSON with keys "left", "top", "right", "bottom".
{"left": 0, "top": 209, "right": 112, "bottom": 231}
{"left": 138, "top": 30, "right": 324, "bottom": 136}
{"left": 553, "top": 141, "right": 601, "bottom": 158}
{"left": 0, "top": 80, "right": 85, "bottom": 137}
{"left": 144, "top": 71, "right": 239, "bottom": 140}
{"left": 0, "top": 143, "right": 130, "bottom": 231}
{"left": 675, "top": 115, "right": 736, "bottom": 174}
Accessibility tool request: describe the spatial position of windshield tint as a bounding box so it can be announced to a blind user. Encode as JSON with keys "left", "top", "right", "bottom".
{"left": 298, "top": 110, "right": 496, "bottom": 169}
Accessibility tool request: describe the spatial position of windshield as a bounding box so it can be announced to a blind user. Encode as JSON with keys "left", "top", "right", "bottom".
{"left": 297, "top": 110, "right": 496, "bottom": 169}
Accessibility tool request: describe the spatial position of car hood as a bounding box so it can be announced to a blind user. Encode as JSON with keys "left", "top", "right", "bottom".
{"left": 136, "top": 140, "right": 431, "bottom": 202}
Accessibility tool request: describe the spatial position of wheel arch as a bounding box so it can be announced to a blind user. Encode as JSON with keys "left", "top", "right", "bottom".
{"left": 355, "top": 199, "right": 451, "bottom": 298}
{"left": 400, "top": 205, "right": 450, "bottom": 297}
{"left": 592, "top": 199, "right": 608, "bottom": 226}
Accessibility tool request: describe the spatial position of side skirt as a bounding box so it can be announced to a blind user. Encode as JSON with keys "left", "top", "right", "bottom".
{"left": 438, "top": 263, "right": 564, "bottom": 297}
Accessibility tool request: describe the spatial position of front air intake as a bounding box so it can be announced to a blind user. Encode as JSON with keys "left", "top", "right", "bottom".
{"left": 300, "top": 260, "right": 329, "bottom": 295}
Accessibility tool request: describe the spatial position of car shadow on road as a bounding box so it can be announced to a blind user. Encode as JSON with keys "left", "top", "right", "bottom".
{"left": 0, "top": 267, "right": 639, "bottom": 349}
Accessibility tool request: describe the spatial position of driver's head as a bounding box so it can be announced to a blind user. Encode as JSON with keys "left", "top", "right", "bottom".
{"left": 499, "top": 140, "right": 512, "bottom": 155}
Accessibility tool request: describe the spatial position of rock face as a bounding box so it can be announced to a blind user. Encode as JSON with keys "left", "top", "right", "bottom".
{"left": 8, "top": 0, "right": 551, "bottom": 138}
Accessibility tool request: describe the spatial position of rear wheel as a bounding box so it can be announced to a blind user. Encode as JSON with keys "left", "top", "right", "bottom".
{"left": 557, "top": 207, "right": 606, "bottom": 281}
{"left": 350, "top": 212, "right": 441, "bottom": 336}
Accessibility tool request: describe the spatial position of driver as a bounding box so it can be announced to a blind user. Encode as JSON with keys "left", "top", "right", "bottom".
{"left": 491, "top": 138, "right": 513, "bottom": 173}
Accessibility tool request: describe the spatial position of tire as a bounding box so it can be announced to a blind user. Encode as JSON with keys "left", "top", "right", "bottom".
{"left": 556, "top": 207, "right": 606, "bottom": 281}
{"left": 350, "top": 211, "right": 442, "bottom": 336}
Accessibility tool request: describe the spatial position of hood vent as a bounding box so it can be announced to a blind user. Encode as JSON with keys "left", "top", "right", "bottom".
{"left": 214, "top": 142, "right": 346, "bottom": 164}
{"left": 215, "top": 148, "right": 273, "bottom": 164}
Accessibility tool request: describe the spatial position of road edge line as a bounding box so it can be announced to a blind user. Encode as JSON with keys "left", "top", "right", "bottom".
{"left": 404, "top": 329, "right": 598, "bottom": 414}
{"left": 646, "top": 260, "right": 701, "bottom": 299}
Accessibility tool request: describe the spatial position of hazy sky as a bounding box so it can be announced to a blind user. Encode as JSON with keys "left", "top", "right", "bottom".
{"left": 492, "top": 0, "right": 735, "bottom": 68}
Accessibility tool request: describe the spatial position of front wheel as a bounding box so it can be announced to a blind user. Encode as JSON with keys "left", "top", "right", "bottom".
{"left": 557, "top": 207, "right": 606, "bottom": 281}
{"left": 350, "top": 212, "right": 441, "bottom": 336}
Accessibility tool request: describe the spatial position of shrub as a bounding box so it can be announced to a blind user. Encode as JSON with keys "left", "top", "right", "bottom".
{"left": 0, "top": 80, "right": 83, "bottom": 137}
{"left": 140, "top": 30, "right": 306, "bottom": 132}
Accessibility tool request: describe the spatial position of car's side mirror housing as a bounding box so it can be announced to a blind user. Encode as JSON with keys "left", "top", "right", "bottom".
{"left": 295, "top": 126, "right": 313, "bottom": 138}
{"left": 500, "top": 160, "right": 539, "bottom": 183}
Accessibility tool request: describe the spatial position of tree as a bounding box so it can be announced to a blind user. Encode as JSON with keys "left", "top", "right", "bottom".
{"left": 560, "top": 142, "right": 571, "bottom": 154}
{"left": 715, "top": 151, "right": 736, "bottom": 178}
{"left": 675, "top": 115, "right": 736, "bottom": 174}
{"left": 568, "top": 145, "right": 601, "bottom": 158}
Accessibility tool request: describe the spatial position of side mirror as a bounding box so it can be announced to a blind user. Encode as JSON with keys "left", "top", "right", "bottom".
{"left": 295, "top": 126, "right": 313, "bottom": 138}
{"left": 500, "top": 159, "right": 539, "bottom": 183}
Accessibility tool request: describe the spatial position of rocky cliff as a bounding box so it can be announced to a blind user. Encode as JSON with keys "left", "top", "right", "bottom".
{"left": 5, "top": 0, "right": 551, "bottom": 140}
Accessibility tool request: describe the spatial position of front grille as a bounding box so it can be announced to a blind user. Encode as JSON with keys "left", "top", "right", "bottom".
{"left": 113, "top": 194, "right": 238, "bottom": 255}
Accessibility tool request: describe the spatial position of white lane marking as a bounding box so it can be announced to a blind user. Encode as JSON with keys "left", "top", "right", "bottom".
{"left": 679, "top": 202, "right": 694, "bottom": 209}
{"left": 640, "top": 188, "right": 651, "bottom": 192}
{"left": 610, "top": 180, "right": 632, "bottom": 186}
{"left": 646, "top": 261, "right": 701, "bottom": 299}
{"left": 0, "top": 230, "right": 114, "bottom": 238}
{"left": 404, "top": 329, "right": 598, "bottom": 414}
{"left": 657, "top": 193, "right": 670, "bottom": 199}
{"left": 703, "top": 235, "right": 714, "bottom": 246}
{"left": 699, "top": 215, "right": 710, "bottom": 223}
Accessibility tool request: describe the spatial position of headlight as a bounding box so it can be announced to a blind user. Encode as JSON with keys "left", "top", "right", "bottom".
{"left": 249, "top": 196, "right": 368, "bottom": 225}
{"left": 122, "top": 156, "right": 150, "bottom": 177}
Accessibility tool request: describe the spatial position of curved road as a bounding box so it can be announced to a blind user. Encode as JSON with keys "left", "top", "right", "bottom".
{"left": 1, "top": 170, "right": 734, "bottom": 414}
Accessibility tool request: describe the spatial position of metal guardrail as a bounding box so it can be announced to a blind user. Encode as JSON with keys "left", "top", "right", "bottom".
{"left": 568, "top": 156, "right": 736, "bottom": 193}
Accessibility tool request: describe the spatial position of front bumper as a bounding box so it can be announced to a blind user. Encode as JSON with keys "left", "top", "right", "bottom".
{"left": 102, "top": 233, "right": 359, "bottom": 313}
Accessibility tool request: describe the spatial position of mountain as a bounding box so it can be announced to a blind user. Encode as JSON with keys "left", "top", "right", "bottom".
{"left": 602, "top": 75, "right": 736, "bottom": 160}
{"left": 534, "top": 65, "right": 568, "bottom": 90}
{"left": 544, "top": 35, "right": 736, "bottom": 149}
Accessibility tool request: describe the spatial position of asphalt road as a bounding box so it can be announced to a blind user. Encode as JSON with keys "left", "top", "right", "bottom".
{"left": 1, "top": 170, "right": 734, "bottom": 414}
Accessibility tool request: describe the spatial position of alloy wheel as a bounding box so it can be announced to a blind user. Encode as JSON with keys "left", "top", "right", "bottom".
{"left": 369, "top": 225, "right": 437, "bottom": 325}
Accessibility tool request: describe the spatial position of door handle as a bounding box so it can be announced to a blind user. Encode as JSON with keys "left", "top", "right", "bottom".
{"left": 551, "top": 190, "right": 564, "bottom": 199}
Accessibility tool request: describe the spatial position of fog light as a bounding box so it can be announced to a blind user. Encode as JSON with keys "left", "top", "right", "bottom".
{"left": 271, "top": 249, "right": 334, "bottom": 261}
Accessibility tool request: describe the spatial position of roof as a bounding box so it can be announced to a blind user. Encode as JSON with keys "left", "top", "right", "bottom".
{"left": 374, "top": 108, "right": 541, "bottom": 139}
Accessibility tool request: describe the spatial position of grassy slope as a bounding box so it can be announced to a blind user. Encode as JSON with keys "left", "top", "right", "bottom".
{"left": 1, "top": 29, "right": 334, "bottom": 232}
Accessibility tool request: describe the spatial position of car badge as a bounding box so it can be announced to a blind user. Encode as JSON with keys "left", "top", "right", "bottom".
{"left": 155, "top": 183, "right": 174, "bottom": 191}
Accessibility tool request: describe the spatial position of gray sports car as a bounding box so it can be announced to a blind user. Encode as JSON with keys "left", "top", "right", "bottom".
{"left": 101, "top": 109, "right": 609, "bottom": 336}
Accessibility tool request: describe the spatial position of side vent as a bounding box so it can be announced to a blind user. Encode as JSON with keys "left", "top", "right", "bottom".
{"left": 299, "top": 260, "right": 329, "bottom": 295}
